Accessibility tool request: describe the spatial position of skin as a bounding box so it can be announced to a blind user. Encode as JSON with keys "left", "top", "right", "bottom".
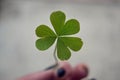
{"left": 18, "top": 61, "right": 88, "bottom": 80}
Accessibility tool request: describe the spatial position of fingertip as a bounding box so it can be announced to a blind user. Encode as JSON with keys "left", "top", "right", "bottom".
{"left": 76, "top": 63, "right": 89, "bottom": 78}
{"left": 71, "top": 63, "right": 89, "bottom": 80}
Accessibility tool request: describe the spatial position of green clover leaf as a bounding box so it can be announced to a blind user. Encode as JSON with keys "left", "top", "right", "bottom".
{"left": 35, "top": 11, "right": 83, "bottom": 60}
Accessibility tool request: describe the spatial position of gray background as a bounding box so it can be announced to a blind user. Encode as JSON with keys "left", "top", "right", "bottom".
{"left": 0, "top": 0, "right": 120, "bottom": 80}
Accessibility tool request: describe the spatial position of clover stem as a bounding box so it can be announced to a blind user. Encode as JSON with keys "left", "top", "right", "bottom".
{"left": 53, "top": 43, "right": 58, "bottom": 65}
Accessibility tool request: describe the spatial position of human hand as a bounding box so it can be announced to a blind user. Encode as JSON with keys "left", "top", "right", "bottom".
{"left": 18, "top": 61, "right": 88, "bottom": 80}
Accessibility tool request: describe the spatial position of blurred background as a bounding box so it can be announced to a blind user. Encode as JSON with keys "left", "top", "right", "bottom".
{"left": 0, "top": 0, "right": 120, "bottom": 80}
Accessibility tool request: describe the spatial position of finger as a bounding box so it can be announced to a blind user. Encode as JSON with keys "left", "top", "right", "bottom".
{"left": 17, "top": 70, "right": 55, "bottom": 80}
{"left": 18, "top": 61, "right": 73, "bottom": 80}
{"left": 70, "top": 64, "right": 89, "bottom": 80}
{"left": 54, "top": 61, "right": 72, "bottom": 80}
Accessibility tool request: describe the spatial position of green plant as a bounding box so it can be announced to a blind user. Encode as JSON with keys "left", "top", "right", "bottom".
{"left": 35, "top": 11, "right": 83, "bottom": 64}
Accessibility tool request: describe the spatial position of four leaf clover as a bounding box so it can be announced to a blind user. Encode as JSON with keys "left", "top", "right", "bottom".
{"left": 35, "top": 11, "right": 83, "bottom": 60}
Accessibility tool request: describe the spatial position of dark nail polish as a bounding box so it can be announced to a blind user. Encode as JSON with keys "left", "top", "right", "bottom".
{"left": 45, "top": 64, "right": 58, "bottom": 70}
{"left": 57, "top": 68, "right": 66, "bottom": 78}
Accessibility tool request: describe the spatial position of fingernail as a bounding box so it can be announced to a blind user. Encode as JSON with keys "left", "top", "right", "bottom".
{"left": 45, "top": 64, "right": 58, "bottom": 70}
{"left": 57, "top": 68, "right": 66, "bottom": 78}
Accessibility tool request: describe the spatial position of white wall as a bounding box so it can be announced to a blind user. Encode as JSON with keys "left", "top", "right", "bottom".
{"left": 0, "top": 0, "right": 120, "bottom": 80}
